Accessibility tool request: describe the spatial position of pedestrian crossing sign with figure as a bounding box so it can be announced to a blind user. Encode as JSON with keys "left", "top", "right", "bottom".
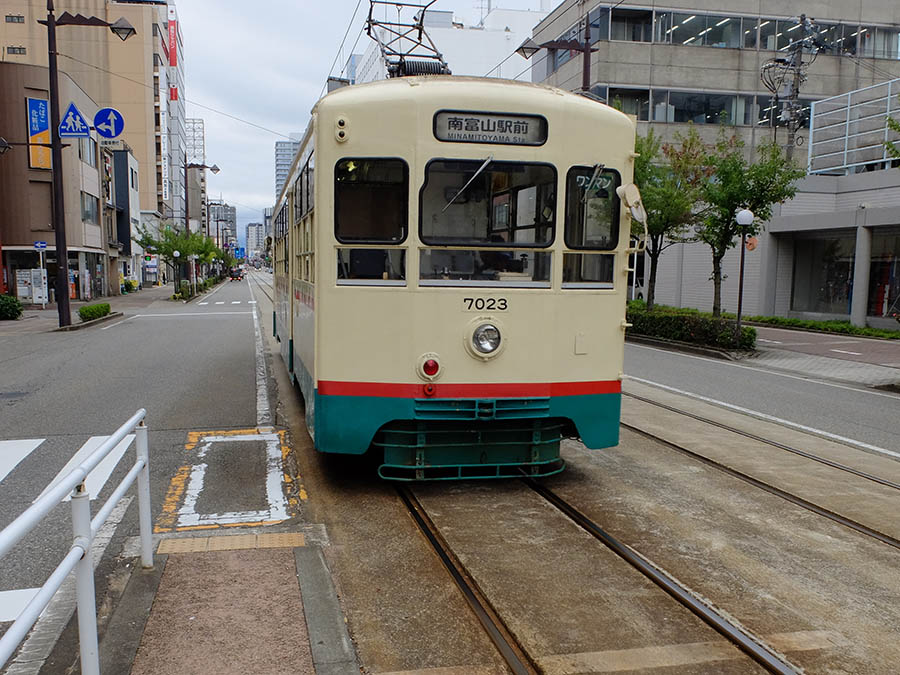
{"left": 58, "top": 102, "right": 90, "bottom": 138}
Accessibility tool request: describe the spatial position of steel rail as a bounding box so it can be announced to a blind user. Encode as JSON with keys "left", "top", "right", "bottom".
{"left": 622, "top": 422, "right": 900, "bottom": 552}
{"left": 249, "top": 270, "right": 274, "bottom": 304}
{"left": 624, "top": 392, "right": 900, "bottom": 491}
{"left": 396, "top": 486, "right": 539, "bottom": 675}
{"left": 523, "top": 478, "right": 799, "bottom": 675}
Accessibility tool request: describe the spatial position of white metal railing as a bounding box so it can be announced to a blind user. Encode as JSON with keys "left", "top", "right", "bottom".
{"left": 808, "top": 77, "right": 900, "bottom": 174}
{"left": 0, "top": 409, "right": 153, "bottom": 675}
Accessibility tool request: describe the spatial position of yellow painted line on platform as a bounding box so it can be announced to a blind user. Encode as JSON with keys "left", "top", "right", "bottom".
{"left": 536, "top": 630, "right": 845, "bottom": 673}
{"left": 155, "top": 464, "right": 191, "bottom": 533}
{"left": 157, "top": 532, "right": 306, "bottom": 554}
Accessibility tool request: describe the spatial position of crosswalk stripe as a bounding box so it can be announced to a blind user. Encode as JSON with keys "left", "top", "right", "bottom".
{"left": 198, "top": 302, "right": 209, "bottom": 305}
{"left": 35, "top": 435, "right": 135, "bottom": 503}
{"left": 231, "top": 301, "right": 241, "bottom": 304}
{"left": 0, "top": 588, "right": 41, "bottom": 622}
{"left": 0, "top": 439, "right": 44, "bottom": 483}
{"left": 249, "top": 300, "right": 257, "bottom": 304}
{"left": 215, "top": 301, "right": 225, "bottom": 305}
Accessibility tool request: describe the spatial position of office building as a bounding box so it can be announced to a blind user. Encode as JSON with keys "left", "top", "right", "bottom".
{"left": 208, "top": 200, "right": 236, "bottom": 250}
{"left": 275, "top": 134, "right": 301, "bottom": 198}
{"left": 246, "top": 223, "right": 265, "bottom": 258}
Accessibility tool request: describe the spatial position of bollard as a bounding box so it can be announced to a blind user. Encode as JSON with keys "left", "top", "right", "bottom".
{"left": 135, "top": 421, "right": 154, "bottom": 569}
{"left": 71, "top": 484, "right": 100, "bottom": 675}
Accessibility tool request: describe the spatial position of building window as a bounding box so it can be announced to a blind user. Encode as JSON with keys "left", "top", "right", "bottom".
{"left": 608, "top": 88, "right": 649, "bottom": 121}
{"left": 869, "top": 232, "right": 900, "bottom": 316}
{"left": 7, "top": 46, "right": 26, "bottom": 55}
{"left": 81, "top": 192, "right": 100, "bottom": 225}
{"left": 610, "top": 8, "right": 652, "bottom": 42}
{"left": 6, "top": 14, "right": 25, "bottom": 23}
{"left": 588, "top": 6, "right": 610, "bottom": 43}
{"left": 859, "top": 27, "right": 900, "bottom": 60}
{"left": 131, "top": 168, "right": 138, "bottom": 189}
{"left": 791, "top": 235, "right": 855, "bottom": 314}
{"left": 78, "top": 137, "right": 97, "bottom": 167}
{"left": 655, "top": 90, "right": 753, "bottom": 125}
{"left": 756, "top": 96, "right": 814, "bottom": 129}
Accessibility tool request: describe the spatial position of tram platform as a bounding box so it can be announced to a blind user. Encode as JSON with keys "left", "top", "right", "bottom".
{"left": 102, "top": 533, "right": 358, "bottom": 675}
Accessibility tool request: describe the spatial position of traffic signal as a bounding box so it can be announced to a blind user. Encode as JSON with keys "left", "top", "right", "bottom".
{"left": 144, "top": 255, "right": 152, "bottom": 261}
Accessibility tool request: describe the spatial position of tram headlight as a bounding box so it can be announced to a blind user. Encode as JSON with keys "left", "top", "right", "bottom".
{"left": 472, "top": 323, "right": 501, "bottom": 354}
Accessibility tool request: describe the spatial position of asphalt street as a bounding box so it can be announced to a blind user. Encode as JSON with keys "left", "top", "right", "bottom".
{"left": 624, "top": 342, "right": 900, "bottom": 452}
{"left": 0, "top": 276, "right": 287, "bottom": 671}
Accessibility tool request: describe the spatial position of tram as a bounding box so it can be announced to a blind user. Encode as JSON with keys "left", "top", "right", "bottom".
{"left": 273, "top": 76, "right": 645, "bottom": 480}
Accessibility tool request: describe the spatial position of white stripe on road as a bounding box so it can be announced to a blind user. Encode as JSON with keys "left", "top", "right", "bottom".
{"left": 249, "top": 300, "right": 257, "bottom": 304}
{"left": 247, "top": 281, "right": 272, "bottom": 426}
{"left": 35, "top": 435, "right": 134, "bottom": 502}
{"left": 4, "top": 498, "right": 132, "bottom": 675}
{"left": 231, "top": 301, "right": 241, "bottom": 304}
{"left": 831, "top": 349, "right": 862, "bottom": 356}
{"left": 0, "top": 439, "right": 43, "bottom": 483}
{"left": 0, "top": 589, "right": 40, "bottom": 622}
{"left": 626, "top": 376, "right": 900, "bottom": 460}
{"left": 628, "top": 343, "right": 900, "bottom": 400}
{"left": 100, "top": 314, "right": 138, "bottom": 331}
{"left": 129, "top": 312, "right": 251, "bottom": 317}
{"left": 757, "top": 338, "right": 782, "bottom": 344}
{"left": 198, "top": 302, "right": 209, "bottom": 305}
{"left": 215, "top": 301, "right": 225, "bottom": 305}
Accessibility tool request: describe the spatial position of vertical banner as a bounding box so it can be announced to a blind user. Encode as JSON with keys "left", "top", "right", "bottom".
{"left": 26, "top": 98, "right": 51, "bottom": 169}
{"left": 167, "top": 6, "right": 177, "bottom": 67}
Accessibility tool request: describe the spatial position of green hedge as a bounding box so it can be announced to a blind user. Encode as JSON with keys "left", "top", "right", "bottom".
{"left": 0, "top": 294, "right": 24, "bottom": 320}
{"left": 78, "top": 303, "right": 111, "bottom": 322}
{"left": 744, "top": 315, "right": 900, "bottom": 339}
{"left": 627, "top": 307, "right": 756, "bottom": 350}
{"left": 123, "top": 279, "right": 138, "bottom": 293}
{"left": 180, "top": 280, "right": 192, "bottom": 299}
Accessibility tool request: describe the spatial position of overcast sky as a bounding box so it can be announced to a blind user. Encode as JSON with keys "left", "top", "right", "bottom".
{"left": 177, "top": 0, "right": 545, "bottom": 246}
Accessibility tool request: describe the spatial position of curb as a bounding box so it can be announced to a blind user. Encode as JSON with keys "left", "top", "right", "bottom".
{"left": 743, "top": 320, "right": 900, "bottom": 342}
{"left": 53, "top": 311, "right": 124, "bottom": 332}
{"left": 625, "top": 333, "right": 755, "bottom": 361}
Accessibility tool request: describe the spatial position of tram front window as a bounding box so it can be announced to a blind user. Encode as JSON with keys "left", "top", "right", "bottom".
{"left": 335, "top": 158, "right": 408, "bottom": 242}
{"left": 420, "top": 159, "right": 556, "bottom": 247}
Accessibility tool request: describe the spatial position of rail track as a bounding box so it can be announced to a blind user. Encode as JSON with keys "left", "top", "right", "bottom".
{"left": 399, "top": 483, "right": 799, "bottom": 675}
{"left": 621, "top": 393, "right": 900, "bottom": 552}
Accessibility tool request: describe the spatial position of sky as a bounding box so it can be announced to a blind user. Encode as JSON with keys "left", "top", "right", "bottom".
{"left": 176, "top": 0, "right": 546, "bottom": 247}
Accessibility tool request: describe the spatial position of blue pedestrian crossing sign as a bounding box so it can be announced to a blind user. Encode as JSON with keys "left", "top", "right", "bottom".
{"left": 58, "top": 102, "right": 90, "bottom": 138}
{"left": 94, "top": 107, "right": 124, "bottom": 139}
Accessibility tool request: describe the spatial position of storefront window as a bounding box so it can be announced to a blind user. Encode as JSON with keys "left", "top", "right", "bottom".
{"left": 868, "top": 232, "right": 900, "bottom": 316}
{"left": 791, "top": 235, "right": 855, "bottom": 314}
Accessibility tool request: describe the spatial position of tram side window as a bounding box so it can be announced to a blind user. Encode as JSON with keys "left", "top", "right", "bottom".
{"left": 565, "top": 166, "right": 621, "bottom": 250}
{"left": 335, "top": 158, "right": 407, "bottom": 242}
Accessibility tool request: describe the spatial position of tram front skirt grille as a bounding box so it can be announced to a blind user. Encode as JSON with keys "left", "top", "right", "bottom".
{"left": 375, "top": 418, "right": 565, "bottom": 481}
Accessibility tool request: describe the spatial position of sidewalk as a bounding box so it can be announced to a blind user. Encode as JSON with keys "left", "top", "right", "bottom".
{"left": 0, "top": 284, "right": 186, "bottom": 336}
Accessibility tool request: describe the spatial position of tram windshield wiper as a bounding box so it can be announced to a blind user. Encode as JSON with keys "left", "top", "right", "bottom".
{"left": 442, "top": 154, "right": 493, "bottom": 212}
{"left": 583, "top": 163, "right": 605, "bottom": 202}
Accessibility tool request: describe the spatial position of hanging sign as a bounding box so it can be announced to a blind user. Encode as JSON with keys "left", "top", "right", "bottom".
{"left": 26, "top": 98, "right": 50, "bottom": 169}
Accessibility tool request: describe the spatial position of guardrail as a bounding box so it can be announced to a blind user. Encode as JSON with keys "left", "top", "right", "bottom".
{"left": 0, "top": 409, "right": 153, "bottom": 675}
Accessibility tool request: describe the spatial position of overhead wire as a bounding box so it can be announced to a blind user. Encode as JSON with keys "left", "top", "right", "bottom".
{"left": 57, "top": 52, "right": 294, "bottom": 139}
{"left": 320, "top": 0, "right": 365, "bottom": 97}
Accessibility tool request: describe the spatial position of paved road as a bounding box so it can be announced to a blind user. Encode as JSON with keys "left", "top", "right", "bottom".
{"left": 0, "top": 276, "right": 292, "bottom": 671}
{"left": 755, "top": 325, "right": 900, "bottom": 367}
{"left": 624, "top": 342, "right": 900, "bottom": 452}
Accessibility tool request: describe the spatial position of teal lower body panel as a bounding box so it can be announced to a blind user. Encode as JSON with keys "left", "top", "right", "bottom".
{"left": 312, "top": 390, "right": 621, "bottom": 480}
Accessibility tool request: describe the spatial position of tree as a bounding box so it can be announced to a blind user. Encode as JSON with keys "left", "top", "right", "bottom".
{"left": 887, "top": 95, "right": 900, "bottom": 160}
{"left": 134, "top": 222, "right": 225, "bottom": 291}
{"left": 696, "top": 131, "right": 805, "bottom": 316}
{"left": 633, "top": 129, "right": 697, "bottom": 308}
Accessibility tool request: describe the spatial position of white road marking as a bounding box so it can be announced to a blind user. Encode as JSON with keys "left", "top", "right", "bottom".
{"left": 0, "top": 439, "right": 43, "bottom": 483}
{"left": 4, "top": 498, "right": 132, "bottom": 675}
{"left": 35, "top": 435, "right": 134, "bottom": 502}
{"left": 757, "top": 338, "right": 782, "bottom": 344}
{"left": 231, "top": 301, "right": 241, "bottom": 304}
{"left": 127, "top": 312, "right": 251, "bottom": 317}
{"left": 0, "top": 588, "right": 41, "bottom": 622}
{"left": 100, "top": 314, "right": 139, "bottom": 331}
{"left": 248, "top": 300, "right": 257, "bottom": 304}
{"left": 831, "top": 349, "right": 862, "bottom": 356}
{"left": 198, "top": 302, "right": 209, "bottom": 305}
{"left": 628, "top": 343, "right": 900, "bottom": 400}
{"left": 176, "top": 434, "right": 287, "bottom": 528}
{"left": 215, "top": 301, "right": 225, "bottom": 305}
{"left": 248, "top": 280, "right": 272, "bottom": 426}
{"left": 626, "top": 376, "right": 900, "bottom": 460}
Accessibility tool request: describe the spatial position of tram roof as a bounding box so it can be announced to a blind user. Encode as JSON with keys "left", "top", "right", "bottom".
{"left": 314, "top": 76, "right": 632, "bottom": 126}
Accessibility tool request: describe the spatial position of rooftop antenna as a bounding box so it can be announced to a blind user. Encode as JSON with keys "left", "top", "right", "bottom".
{"left": 366, "top": 0, "right": 452, "bottom": 77}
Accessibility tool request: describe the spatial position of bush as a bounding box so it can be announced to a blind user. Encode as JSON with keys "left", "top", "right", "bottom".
{"left": 180, "top": 280, "right": 192, "bottom": 299}
{"left": 627, "top": 307, "right": 756, "bottom": 350}
{"left": 78, "top": 303, "right": 111, "bottom": 323}
{"left": 123, "top": 279, "right": 138, "bottom": 293}
{"left": 0, "top": 294, "right": 24, "bottom": 320}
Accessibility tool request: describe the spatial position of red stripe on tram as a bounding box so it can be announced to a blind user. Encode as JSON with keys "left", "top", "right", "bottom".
{"left": 317, "top": 380, "right": 621, "bottom": 398}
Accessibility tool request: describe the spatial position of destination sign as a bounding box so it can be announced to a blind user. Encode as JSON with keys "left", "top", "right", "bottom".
{"left": 434, "top": 111, "right": 547, "bottom": 146}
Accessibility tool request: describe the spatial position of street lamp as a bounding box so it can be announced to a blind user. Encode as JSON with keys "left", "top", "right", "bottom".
{"left": 39, "top": 2, "right": 136, "bottom": 327}
{"left": 516, "top": 22, "right": 597, "bottom": 93}
{"left": 182, "top": 152, "right": 219, "bottom": 230}
{"left": 735, "top": 208, "right": 755, "bottom": 339}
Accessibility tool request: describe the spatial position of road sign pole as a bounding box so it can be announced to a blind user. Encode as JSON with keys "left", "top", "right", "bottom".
{"left": 46, "top": 0, "right": 71, "bottom": 326}
{"left": 39, "top": 250, "right": 45, "bottom": 309}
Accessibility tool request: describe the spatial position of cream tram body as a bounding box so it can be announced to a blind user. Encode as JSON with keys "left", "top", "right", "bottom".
{"left": 273, "top": 76, "right": 637, "bottom": 480}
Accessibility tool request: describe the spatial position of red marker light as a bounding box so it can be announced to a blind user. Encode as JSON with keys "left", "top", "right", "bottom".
{"left": 423, "top": 359, "right": 439, "bottom": 376}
